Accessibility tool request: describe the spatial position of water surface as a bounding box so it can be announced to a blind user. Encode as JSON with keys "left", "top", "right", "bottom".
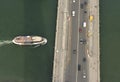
{"left": 100, "top": 0, "right": 120, "bottom": 81}
{"left": 0, "top": 0, "right": 57, "bottom": 82}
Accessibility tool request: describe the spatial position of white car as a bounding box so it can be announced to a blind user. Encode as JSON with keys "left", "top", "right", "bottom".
{"left": 83, "top": 75, "right": 87, "bottom": 78}
{"left": 73, "top": 0, "right": 75, "bottom": 3}
{"left": 72, "top": 11, "right": 75, "bottom": 16}
{"left": 83, "top": 72, "right": 87, "bottom": 78}
{"left": 83, "top": 22, "right": 87, "bottom": 27}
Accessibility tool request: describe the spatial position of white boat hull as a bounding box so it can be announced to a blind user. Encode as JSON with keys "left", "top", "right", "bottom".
{"left": 12, "top": 36, "right": 47, "bottom": 46}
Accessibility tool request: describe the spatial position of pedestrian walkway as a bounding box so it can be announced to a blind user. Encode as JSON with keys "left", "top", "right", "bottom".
{"left": 87, "top": 0, "right": 100, "bottom": 82}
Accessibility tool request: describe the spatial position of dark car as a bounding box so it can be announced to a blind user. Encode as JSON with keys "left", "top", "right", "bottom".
{"left": 79, "top": 28, "right": 82, "bottom": 32}
{"left": 80, "top": 39, "right": 86, "bottom": 44}
{"left": 73, "top": 50, "right": 77, "bottom": 54}
{"left": 78, "top": 64, "right": 81, "bottom": 71}
{"left": 84, "top": 1, "right": 87, "bottom": 5}
{"left": 80, "top": 4, "right": 84, "bottom": 9}
{"left": 84, "top": 11, "right": 87, "bottom": 13}
{"left": 83, "top": 57, "right": 86, "bottom": 62}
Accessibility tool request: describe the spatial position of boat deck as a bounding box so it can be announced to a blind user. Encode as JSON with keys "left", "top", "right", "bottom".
{"left": 14, "top": 36, "right": 42, "bottom": 43}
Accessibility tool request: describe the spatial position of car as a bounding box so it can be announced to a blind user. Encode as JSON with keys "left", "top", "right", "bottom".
{"left": 89, "top": 15, "right": 94, "bottom": 22}
{"left": 72, "top": 11, "right": 75, "bottom": 16}
{"left": 73, "top": 0, "right": 75, "bottom": 2}
{"left": 80, "top": 4, "right": 84, "bottom": 9}
{"left": 73, "top": 50, "right": 77, "bottom": 54}
{"left": 79, "top": 28, "right": 82, "bottom": 32}
{"left": 84, "top": 1, "right": 87, "bottom": 5}
{"left": 83, "top": 22, "right": 87, "bottom": 27}
{"left": 83, "top": 57, "right": 86, "bottom": 62}
{"left": 83, "top": 72, "right": 87, "bottom": 78}
{"left": 80, "top": 39, "right": 86, "bottom": 44}
{"left": 78, "top": 64, "right": 81, "bottom": 71}
{"left": 84, "top": 11, "right": 87, "bottom": 13}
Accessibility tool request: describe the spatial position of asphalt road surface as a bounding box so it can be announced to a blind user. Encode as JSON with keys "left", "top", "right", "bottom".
{"left": 69, "top": 0, "right": 89, "bottom": 82}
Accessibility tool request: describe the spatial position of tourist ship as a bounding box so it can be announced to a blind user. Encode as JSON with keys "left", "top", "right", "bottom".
{"left": 12, "top": 36, "right": 47, "bottom": 46}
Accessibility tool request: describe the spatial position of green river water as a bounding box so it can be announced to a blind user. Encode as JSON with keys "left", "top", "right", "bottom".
{"left": 0, "top": 0, "right": 57, "bottom": 82}
{"left": 0, "top": 0, "right": 120, "bottom": 82}
{"left": 100, "top": 0, "right": 120, "bottom": 82}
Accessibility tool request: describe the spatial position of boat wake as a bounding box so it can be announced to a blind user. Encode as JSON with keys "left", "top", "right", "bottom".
{"left": 0, "top": 35, "right": 47, "bottom": 48}
{"left": 0, "top": 40, "right": 12, "bottom": 47}
{"left": 33, "top": 45, "right": 40, "bottom": 48}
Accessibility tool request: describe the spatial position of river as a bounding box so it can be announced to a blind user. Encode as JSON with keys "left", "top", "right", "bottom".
{"left": 0, "top": 0, "right": 57, "bottom": 82}
{"left": 100, "top": 0, "right": 120, "bottom": 82}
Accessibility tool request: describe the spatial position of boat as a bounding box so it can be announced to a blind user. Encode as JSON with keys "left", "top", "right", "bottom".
{"left": 12, "top": 36, "right": 47, "bottom": 46}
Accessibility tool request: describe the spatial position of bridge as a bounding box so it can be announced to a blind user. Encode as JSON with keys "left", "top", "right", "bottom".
{"left": 52, "top": 0, "right": 100, "bottom": 82}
